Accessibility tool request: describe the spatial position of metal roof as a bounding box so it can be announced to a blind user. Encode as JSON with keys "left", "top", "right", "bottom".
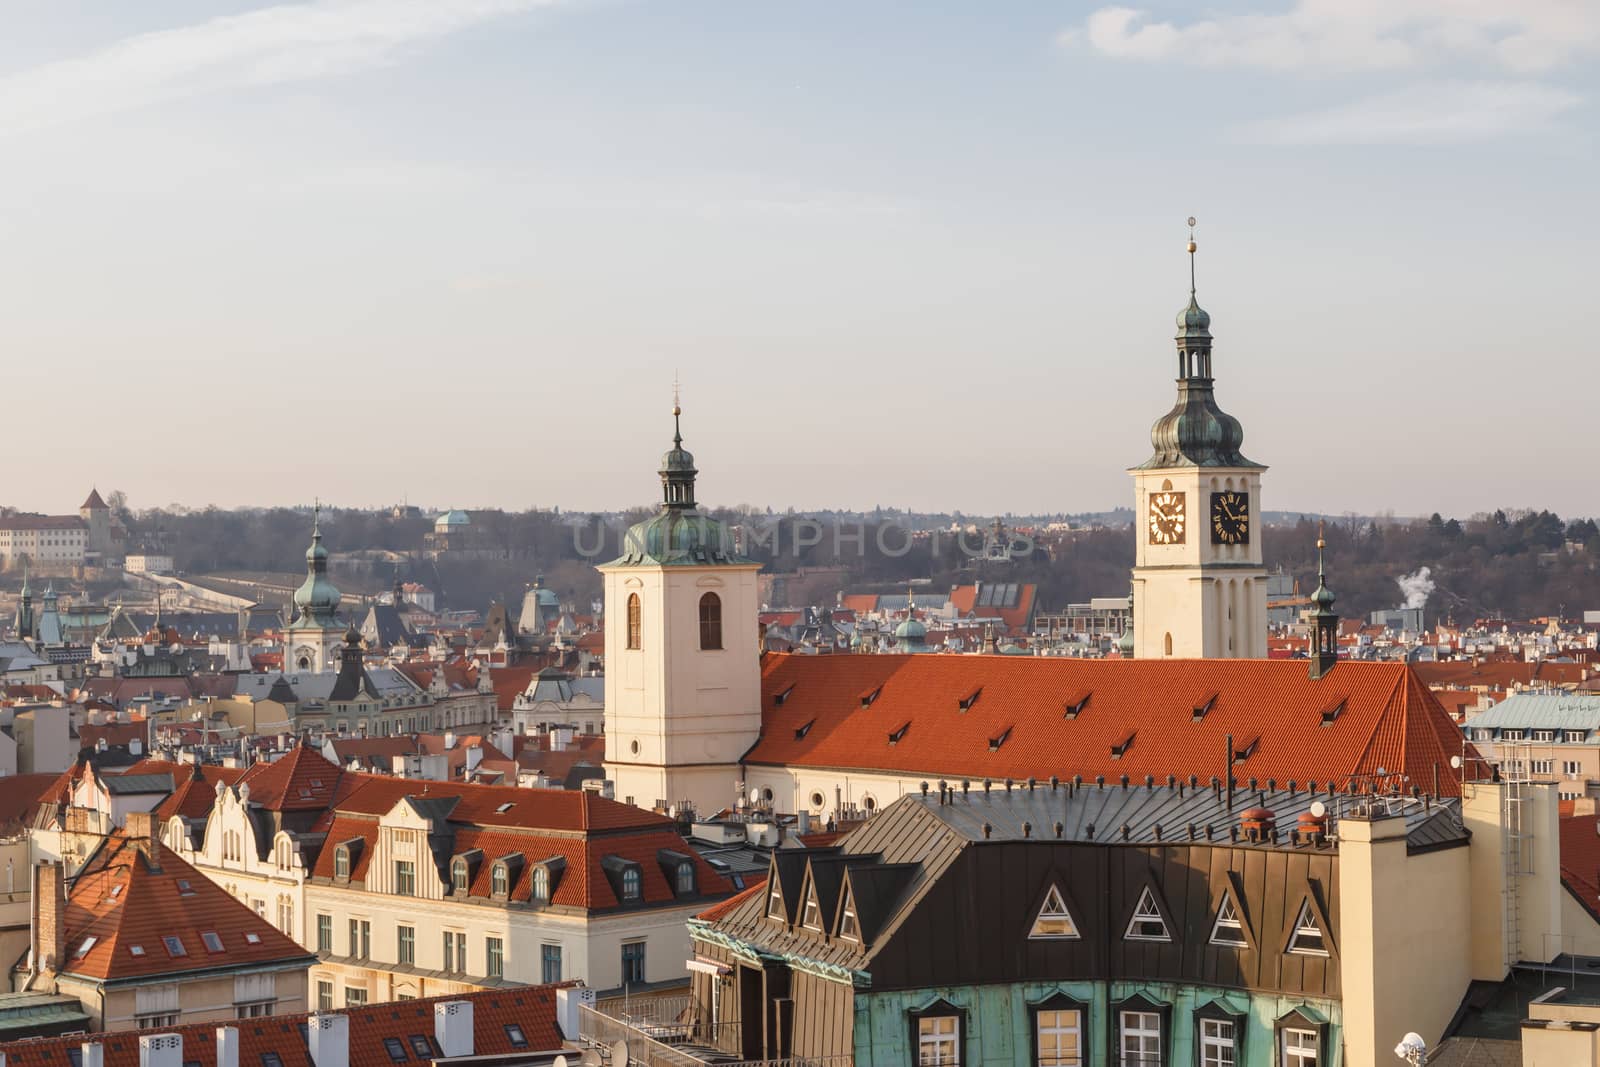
{"left": 1462, "top": 693, "right": 1600, "bottom": 733}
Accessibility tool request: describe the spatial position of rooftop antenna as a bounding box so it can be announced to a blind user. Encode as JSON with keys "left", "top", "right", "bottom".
{"left": 672, "top": 372, "right": 682, "bottom": 447}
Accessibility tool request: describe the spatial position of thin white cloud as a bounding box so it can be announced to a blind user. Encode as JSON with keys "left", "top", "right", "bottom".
{"left": 1233, "top": 81, "right": 1581, "bottom": 144}
{"left": 1073, "top": 1, "right": 1600, "bottom": 74}
{"left": 0, "top": 0, "right": 560, "bottom": 136}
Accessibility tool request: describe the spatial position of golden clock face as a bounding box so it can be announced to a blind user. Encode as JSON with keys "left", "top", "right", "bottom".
{"left": 1211, "top": 490, "right": 1250, "bottom": 545}
{"left": 1148, "top": 491, "right": 1186, "bottom": 545}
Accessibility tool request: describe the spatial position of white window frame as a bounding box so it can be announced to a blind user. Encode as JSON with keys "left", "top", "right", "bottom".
{"left": 1210, "top": 894, "right": 1247, "bottom": 946}
{"left": 917, "top": 1015, "right": 960, "bottom": 1066}
{"left": 1029, "top": 885, "right": 1081, "bottom": 940}
{"left": 1036, "top": 1008, "right": 1081, "bottom": 1067}
{"left": 1119, "top": 1010, "right": 1161, "bottom": 1066}
{"left": 1287, "top": 901, "right": 1329, "bottom": 957}
{"left": 1200, "top": 1018, "right": 1235, "bottom": 1067}
{"left": 802, "top": 889, "right": 822, "bottom": 931}
{"left": 767, "top": 882, "right": 785, "bottom": 921}
{"left": 1568, "top": 730, "right": 1587, "bottom": 743}
{"left": 1124, "top": 887, "right": 1170, "bottom": 943}
{"left": 1533, "top": 730, "right": 1555, "bottom": 743}
{"left": 1564, "top": 760, "right": 1584, "bottom": 779}
{"left": 1282, "top": 1027, "right": 1319, "bottom": 1066}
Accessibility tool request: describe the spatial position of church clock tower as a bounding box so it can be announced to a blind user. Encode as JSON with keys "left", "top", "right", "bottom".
{"left": 1129, "top": 221, "right": 1267, "bottom": 659}
{"left": 601, "top": 398, "right": 762, "bottom": 816}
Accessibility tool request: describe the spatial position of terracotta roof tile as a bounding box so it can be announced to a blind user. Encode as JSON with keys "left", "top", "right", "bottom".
{"left": 747, "top": 653, "right": 1476, "bottom": 794}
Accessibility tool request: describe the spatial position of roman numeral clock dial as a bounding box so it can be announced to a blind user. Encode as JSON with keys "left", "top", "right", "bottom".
{"left": 1210, "top": 490, "right": 1250, "bottom": 545}
{"left": 1148, "top": 492, "right": 1186, "bottom": 545}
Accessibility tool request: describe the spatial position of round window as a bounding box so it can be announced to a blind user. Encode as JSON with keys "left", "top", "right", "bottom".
{"left": 810, "top": 792, "right": 825, "bottom": 809}
{"left": 863, "top": 796, "right": 876, "bottom": 812}
{"left": 630, "top": 740, "right": 640, "bottom": 755}
{"left": 762, "top": 788, "right": 774, "bottom": 803}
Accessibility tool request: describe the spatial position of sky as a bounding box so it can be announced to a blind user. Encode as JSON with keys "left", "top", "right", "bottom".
{"left": 0, "top": 1, "right": 1594, "bottom": 519}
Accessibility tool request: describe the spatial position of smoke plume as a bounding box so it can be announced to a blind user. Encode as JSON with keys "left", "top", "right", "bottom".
{"left": 1396, "top": 567, "right": 1435, "bottom": 610}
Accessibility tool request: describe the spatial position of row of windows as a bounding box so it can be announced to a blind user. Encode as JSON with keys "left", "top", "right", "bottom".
{"left": 1475, "top": 728, "right": 1588, "bottom": 744}
{"left": 915, "top": 1003, "right": 1324, "bottom": 1066}
{"left": 624, "top": 592, "right": 724, "bottom": 651}
{"left": 317, "top": 913, "right": 513, "bottom": 979}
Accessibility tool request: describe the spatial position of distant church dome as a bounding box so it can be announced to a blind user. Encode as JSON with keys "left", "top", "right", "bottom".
{"left": 435, "top": 509, "right": 472, "bottom": 532}
{"left": 293, "top": 511, "right": 341, "bottom": 622}
{"left": 611, "top": 402, "right": 750, "bottom": 568}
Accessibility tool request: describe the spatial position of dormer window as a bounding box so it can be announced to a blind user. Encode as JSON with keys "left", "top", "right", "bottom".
{"left": 622, "top": 866, "right": 642, "bottom": 903}
{"left": 802, "top": 887, "right": 821, "bottom": 931}
{"left": 334, "top": 846, "right": 351, "bottom": 880}
{"left": 839, "top": 887, "right": 859, "bottom": 942}
{"left": 533, "top": 865, "right": 550, "bottom": 902}
{"left": 675, "top": 861, "right": 695, "bottom": 896}
{"left": 1287, "top": 900, "right": 1329, "bottom": 957}
{"left": 452, "top": 858, "right": 469, "bottom": 893}
{"left": 492, "top": 864, "right": 509, "bottom": 897}
{"left": 767, "top": 882, "right": 785, "bottom": 921}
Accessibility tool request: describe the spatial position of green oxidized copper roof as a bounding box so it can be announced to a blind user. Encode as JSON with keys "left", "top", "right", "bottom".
{"left": 608, "top": 405, "right": 754, "bottom": 568}
{"left": 1312, "top": 533, "right": 1337, "bottom": 612}
{"left": 293, "top": 512, "right": 342, "bottom": 621}
{"left": 1134, "top": 287, "right": 1262, "bottom": 471}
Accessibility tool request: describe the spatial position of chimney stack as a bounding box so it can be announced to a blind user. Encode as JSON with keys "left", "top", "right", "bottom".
{"left": 138, "top": 1034, "right": 182, "bottom": 1067}
{"left": 434, "top": 1001, "right": 474, "bottom": 1058}
{"left": 35, "top": 862, "right": 67, "bottom": 973}
{"left": 216, "top": 1028, "right": 239, "bottom": 1067}
{"left": 308, "top": 1014, "right": 349, "bottom": 1067}
{"left": 79, "top": 1043, "right": 104, "bottom": 1067}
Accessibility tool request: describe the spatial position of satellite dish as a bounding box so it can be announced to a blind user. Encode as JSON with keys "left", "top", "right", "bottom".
{"left": 751, "top": 787, "right": 762, "bottom": 804}
{"left": 1450, "top": 755, "right": 1463, "bottom": 769}
{"left": 610, "top": 1040, "right": 630, "bottom": 1065}
{"left": 578, "top": 1051, "right": 602, "bottom": 1067}
{"left": 1309, "top": 800, "right": 1327, "bottom": 818}
{"left": 553, "top": 1058, "right": 569, "bottom": 1067}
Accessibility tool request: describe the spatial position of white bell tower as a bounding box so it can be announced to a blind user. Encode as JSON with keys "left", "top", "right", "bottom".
{"left": 601, "top": 398, "right": 762, "bottom": 815}
{"left": 1130, "top": 220, "right": 1267, "bottom": 659}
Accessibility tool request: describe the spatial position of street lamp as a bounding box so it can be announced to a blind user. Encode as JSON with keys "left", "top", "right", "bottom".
{"left": 1395, "top": 1032, "right": 1428, "bottom": 1065}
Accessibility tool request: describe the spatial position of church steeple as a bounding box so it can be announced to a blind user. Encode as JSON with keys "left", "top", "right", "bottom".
{"left": 1309, "top": 522, "right": 1339, "bottom": 679}
{"left": 1136, "top": 218, "right": 1260, "bottom": 472}
{"left": 292, "top": 504, "right": 341, "bottom": 625}
{"left": 660, "top": 385, "right": 698, "bottom": 509}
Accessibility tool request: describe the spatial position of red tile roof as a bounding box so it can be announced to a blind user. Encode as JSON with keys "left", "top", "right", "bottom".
{"left": 697, "top": 876, "right": 766, "bottom": 922}
{"left": 0, "top": 772, "right": 59, "bottom": 834}
{"left": 0, "top": 984, "right": 566, "bottom": 1067}
{"left": 1561, "top": 813, "right": 1600, "bottom": 924}
{"left": 323, "top": 774, "right": 672, "bottom": 833}
{"left": 747, "top": 653, "right": 1475, "bottom": 794}
{"left": 239, "top": 744, "right": 345, "bottom": 811}
{"left": 153, "top": 764, "right": 251, "bottom": 821}
{"left": 61, "top": 830, "right": 312, "bottom": 981}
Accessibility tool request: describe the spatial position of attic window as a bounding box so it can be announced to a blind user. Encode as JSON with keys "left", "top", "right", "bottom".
{"left": 163, "top": 935, "right": 187, "bottom": 957}
{"left": 495, "top": 802, "right": 515, "bottom": 814}
{"left": 128, "top": 945, "right": 145, "bottom": 956}
{"left": 621, "top": 865, "right": 643, "bottom": 903}
{"left": 245, "top": 933, "right": 262, "bottom": 945}
{"left": 860, "top": 686, "right": 883, "bottom": 709}
{"left": 1210, "top": 892, "right": 1247, "bottom": 947}
{"left": 988, "top": 725, "right": 1014, "bottom": 752}
{"left": 176, "top": 879, "right": 195, "bottom": 897}
{"left": 794, "top": 719, "right": 816, "bottom": 741}
{"left": 451, "top": 858, "right": 469, "bottom": 892}
{"left": 202, "top": 931, "right": 225, "bottom": 953}
{"left": 492, "top": 864, "right": 510, "bottom": 897}
{"left": 335, "top": 847, "right": 351, "bottom": 880}
{"left": 1110, "top": 732, "right": 1136, "bottom": 759}
{"left": 889, "top": 722, "right": 911, "bottom": 746}
{"left": 505, "top": 1025, "right": 528, "bottom": 1048}
{"left": 774, "top": 685, "right": 796, "bottom": 707}
{"left": 767, "top": 882, "right": 785, "bottom": 922}
{"left": 958, "top": 687, "right": 983, "bottom": 711}
{"left": 1287, "top": 900, "right": 1329, "bottom": 956}
{"left": 801, "top": 887, "right": 822, "bottom": 931}
{"left": 1029, "top": 885, "right": 1080, "bottom": 940}
{"left": 1236, "top": 736, "right": 1261, "bottom": 760}
{"left": 839, "top": 887, "right": 860, "bottom": 942}
{"left": 1064, "top": 693, "right": 1091, "bottom": 719}
{"left": 111, "top": 885, "right": 124, "bottom": 899}
{"left": 298, "top": 788, "right": 312, "bottom": 799}
{"left": 383, "top": 1037, "right": 408, "bottom": 1063}
{"left": 1124, "top": 887, "right": 1170, "bottom": 943}
{"left": 1320, "top": 699, "right": 1346, "bottom": 726}
{"left": 1193, "top": 693, "right": 1218, "bottom": 722}
{"left": 74, "top": 936, "right": 97, "bottom": 959}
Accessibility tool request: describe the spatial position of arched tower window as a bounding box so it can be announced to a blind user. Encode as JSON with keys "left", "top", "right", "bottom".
{"left": 626, "top": 594, "right": 642, "bottom": 650}
{"left": 1164, "top": 632, "right": 1174, "bottom": 657}
{"left": 699, "top": 593, "right": 723, "bottom": 650}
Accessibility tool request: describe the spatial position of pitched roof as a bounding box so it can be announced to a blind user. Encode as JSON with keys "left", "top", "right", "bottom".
{"left": 239, "top": 744, "right": 345, "bottom": 811}
{"left": 697, "top": 876, "right": 766, "bottom": 922}
{"left": 153, "top": 763, "right": 251, "bottom": 821}
{"left": 81, "top": 488, "right": 107, "bottom": 510}
{"left": 747, "top": 653, "right": 1474, "bottom": 794}
{"left": 0, "top": 772, "right": 59, "bottom": 834}
{"left": 60, "top": 831, "right": 312, "bottom": 981}
{"left": 0, "top": 985, "right": 565, "bottom": 1067}
{"left": 1560, "top": 812, "right": 1600, "bottom": 924}
{"left": 322, "top": 774, "right": 672, "bottom": 833}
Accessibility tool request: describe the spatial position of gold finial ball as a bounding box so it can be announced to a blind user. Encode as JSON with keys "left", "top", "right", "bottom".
{"left": 673, "top": 404, "right": 681, "bottom": 416}
{"left": 1317, "top": 537, "right": 1326, "bottom": 550}
{"left": 1187, "top": 240, "right": 1197, "bottom": 253}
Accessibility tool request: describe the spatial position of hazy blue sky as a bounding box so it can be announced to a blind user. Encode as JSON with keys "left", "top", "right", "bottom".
{"left": 0, "top": 1, "right": 1593, "bottom": 519}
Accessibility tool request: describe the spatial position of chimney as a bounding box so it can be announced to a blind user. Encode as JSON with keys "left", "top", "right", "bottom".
{"left": 308, "top": 1014, "right": 348, "bottom": 1067}
{"left": 80, "top": 1044, "right": 104, "bottom": 1067}
{"left": 35, "top": 862, "right": 66, "bottom": 973}
{"left": 129, "top": 737, "right": 143, "bottom": 756}
{"left": 216, "top": 1028, "right": 239, "bottom": 1067}
{"left": 125, "top": 810, "right": 157, "bottom": 848}
{"left": 444, "top": 731, "right": 456, "bottom": 750}
{"left": 434, "top": 1001, "right": 474, "bottom": 1058}
{"left": 138, "top": 1034, "right": 182, "bottom": 1067}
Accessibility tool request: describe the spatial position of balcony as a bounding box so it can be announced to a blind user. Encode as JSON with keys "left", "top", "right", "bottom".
{"left": 576, "top": 998, "right": 851, "bottom": 1067}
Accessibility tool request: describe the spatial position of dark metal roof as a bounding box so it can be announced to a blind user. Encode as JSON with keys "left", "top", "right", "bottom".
{"left": 102, "top": 774, "right": 174, "bottom": 796}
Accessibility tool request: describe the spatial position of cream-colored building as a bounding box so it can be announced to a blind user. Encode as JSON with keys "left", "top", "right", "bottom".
{"left": 1130, "top": 245, "right": 1267, "bottom": 660}
{"left": 601, "top": 408, "right": 762, "bottom": 816}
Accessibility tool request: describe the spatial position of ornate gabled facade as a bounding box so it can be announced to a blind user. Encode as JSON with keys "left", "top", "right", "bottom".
{"left": 1130, "top": 224, "right": 1267, "bottom": 660}
{"left": 601, "top": 402, "right": 762, "bottom": 816}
